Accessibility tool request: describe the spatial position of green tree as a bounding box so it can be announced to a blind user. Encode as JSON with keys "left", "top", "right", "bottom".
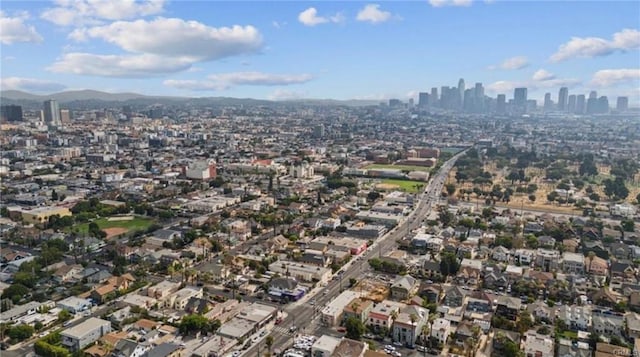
{"left": 1, "top": 283, "right": 29, "bottom": 304}
{"left": 8, "top": 324, "right": 34, "bottom": 341}
{"left": 445, "top": 183, "right": 456, "bottom": 196}
{"left": 621, "top": 219, "right": 635, "bottom": 232}
{"left": 57, "top": 309, "right": 72, "bottom": 323}
{"left": 179, "top": 314, "right": 211, "bottom": 335}
{"left": 345, "top": 316, "right": 366, "bottom": 340}
{"left": 439, "top": 252, "right": 460, "bottom": 276}
{"left": 265, "top": 335, "right": 274, "bottom": 355}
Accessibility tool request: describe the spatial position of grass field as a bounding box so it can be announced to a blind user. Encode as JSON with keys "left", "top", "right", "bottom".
{"left": 365, "top": 164, "right": 432, "bottom": 172}
{"left": 72, "top": 216, "right": 155, "bottom": 234}
{"left": 380, "top": 179, "right": 425, "bottom": 193}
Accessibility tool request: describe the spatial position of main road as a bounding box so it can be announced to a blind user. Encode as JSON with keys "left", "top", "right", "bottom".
{"left": 242, "top": 151, "right": 465, "bottom": 357}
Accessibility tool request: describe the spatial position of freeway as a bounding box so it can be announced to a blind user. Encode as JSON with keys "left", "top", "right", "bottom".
{"left": 241, "top": 151, "right": 465, "bottom": 357}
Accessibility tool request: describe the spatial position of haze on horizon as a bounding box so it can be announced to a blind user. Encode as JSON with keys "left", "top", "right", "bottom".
{"left": 1, "top": 0, "right": 639, "bottom": 104}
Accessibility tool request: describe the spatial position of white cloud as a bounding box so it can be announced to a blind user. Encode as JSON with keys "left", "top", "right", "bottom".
{"left": 41, "top": 0, "right": 166, "bottom": 26}
{"left": 0, "top": 77, "right": 66, "bottom": 92}
{"left": 486, "top": 69, "right": 580, "bottom": 94}
{"left": 69, "top": 18, "right": 262, "bottom": 61}
{"left": 268, "top": 89, "right": 308, "bottom": 101}
{"left": 489, "top": 56, "right": 529, "bottom": 70}
{"left": 48, "top": 53, "right": 193, "bottom": 77}
{"left": 298, "top": 7, "right": 343, "bottom": 26}
{"left": 164, "top": 72, "right": 314, "bottom": 91}
{"left": 550, "top": 28, "right": 640, "bottom": 62}
{"left": 591, "top": 69, "right": 640, "bottom": 87}
{"left": 532, "top": 69, "right": 556, "bottom": 81}
{"left": 0, "top": 11, "right": 43, "bottom": 44}
{"left": 428, "top": 0, "right": 473, "bottom": 7}
{"left": 356, "top": 4, "right": 392, "bottom": 24}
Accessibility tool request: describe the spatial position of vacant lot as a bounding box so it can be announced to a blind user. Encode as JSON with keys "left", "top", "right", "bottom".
{"left": 73, "top": 216, "right": 154, "bottom": 234}
{"left": 379, "top": 179, "right": 424, "bottom": 193}
{"left": 365, "top": 164, "right": 432, "bottom": 172}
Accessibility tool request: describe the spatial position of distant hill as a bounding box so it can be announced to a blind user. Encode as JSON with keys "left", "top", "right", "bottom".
{"left": 0, "top": 89, "right": 379, "bottom": 109}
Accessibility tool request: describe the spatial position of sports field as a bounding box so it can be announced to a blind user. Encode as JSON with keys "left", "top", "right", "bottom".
{"left": 379, "top": 179, "right": 425, "bottom": 193}
{"left": 73, "top": 216, "right": 154, "bottom": 234}
{"left": 365, "top": 164, "right": 432, "bottom": 172}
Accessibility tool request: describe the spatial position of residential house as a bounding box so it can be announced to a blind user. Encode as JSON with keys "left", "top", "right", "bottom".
{"left": 562, "top": 239, "right": 580, "bottom": 253}
{"left": 538, "top": 236, "right": 556, "bottom": 248}
{"left": 144, "top": 343, "right": 184, "bottom": 357}
{"left": 592, "top": 309, "right": 625, "bottom": 337}
{"left": 53, "top": 264, "right": 83, "bottom": 283}
{"left": 610, "top": 261, "right": 635, "bottom": 281}
{"left": 165, "top": 286, "right": 203, "bottom": 310}
{"left": 491, "top": 246, "right": 511, "bottom": 262}
{"left": 557, "top": 338, "right": 591, "bottom": 357}
{"left": 535, "top": 248, "right": 560, "bottom": 272}
{"left": 496, "top": 296, "right": 522, "bottom": 321}
{"left": 595, "top": 343, "right": 631, "bottom": 357}
{"left": 367, "top": 300, "right": 401, "bottom": 332}
{"left": 555, "top": 305, "right": 591, "bottom": 331}
{"left": 147, "top": 281, "right": 181, "bottom": 301}
{"left": 522, "top": 330, "right": 554, "bottom": 357}
{"left": 390, "top": 275, "right": 418, "bottom": 301}
{"left": 492, "top": 330, "right": 521, "bottom": 357}
{"left": 587, "top": 256, "right": 608, "bottom": 276}
{"left": 514, "top": 249, "right": 535, "bottom": 265}
{"left": 430, "top": 318, "right": 451, "bottom": 344}
{"left": 526, "top": 301, "right": 555, "bottom": 323}
{"left": 626, "top": 312, "right": 640, "bottom": 339}
{"left": 391, "top": 305, "right": 428, "bottom": 348}
{"left": 443, "top": 286, "right": 466, "bottom": 307}
{"left": 562, "top": 252, "right": 585, "bottom": 275}
{"left": 112, "top": 339, "right": 149, "bottom": 357}
{"left": 61, "top": 317, "right": 112, "bottom": 352}
{"left": 343, "top": 298, "right": 373, "bottom": 324}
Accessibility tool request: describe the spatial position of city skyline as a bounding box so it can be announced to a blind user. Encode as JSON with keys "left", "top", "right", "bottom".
{"left": 1, "top": 0, "right": 639, "bottom": 104}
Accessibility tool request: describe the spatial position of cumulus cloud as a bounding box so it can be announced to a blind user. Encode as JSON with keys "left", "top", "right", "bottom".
{"left": 486, "top": 69, "right": 580, "bottom": 93}
{"left": 489, "top": 56, "right": 529, "bottom": 70}
{"left": 164, "top": 72, "right": 314, "bottom": 91}
{"left": 48, "top": 53, "right": 193, "bottom": 77}
{"left": 532, "top": 69, "right": 556, "bottom": 81}
{"left": 356, "top": 4, "right": 393, "bottom": 24}
{"left": 53, "top": 18, "right": 263, "bottom": 77}
{"left": 298, "top": 7, "right": 343, "bottom": 26}
{"left": 428, "top": 0, "right": 473, "bottom": 7}
{"left": 0, "top": 11, "right": 43, "bottom": 44}
{"left": 41, "top": 0, "right": 166, "bottom": 26}
{"left": 550, "top": 28, "right": 640, "bottom": 62}
{"left": 0, "top": 77, "right": 66, "bottom": 92}
{"left": 591, "top": 69, "right": 640, "bottom": 87}
{"left": 69, "top": 18, "right": 262, "bottom": 61}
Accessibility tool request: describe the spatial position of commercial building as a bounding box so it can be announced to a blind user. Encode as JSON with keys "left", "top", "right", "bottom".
{"left": 321, "top": 290, "right": 360, "bottom": 326}
{"left": 57, "top": 296, "right": 92, "bottom": 314}
{"left": 61, "top": 317, "right": 111, "bottom": 351}
{"left": 184, "top": 160, "right": 217, "bottom": 180}
{"left": 19, "top": 206, "right": 72, "bottom": 225}
{"left": 43, "top": 99, "right": 61, "bottom": 126}
{"left": 0, "top": 105, "right": 23, "bottom": 122}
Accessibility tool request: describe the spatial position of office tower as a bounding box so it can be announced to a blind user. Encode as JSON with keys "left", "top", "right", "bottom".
{"left": 408, "top": 98, "right": 414, "bottom": 107}
{"left": 543, "top": 93, "right": 553, "bottom": 112}
{"left": 60, "top": 109, "right": 71, "bottom": 123}
{"left": 457, "top": 78, "right": 465, "bottom": 110}
{"left": 418, "top": 92, "right": 429, "bottom": 107}
{"left": 567, "top": 95, "right": 577, "bottom": 113}
{"left": 122, "top": 105, "right": 132, "bottom": 119}
{"left": 313, "top": 124, "right": 325, "bottom": 138}
{"left": 0, "top": 105, "right": 23, "bottom": 122}
{"left": 616, "top": 97, "right": 629, "bottom": 112}
{"left": 388, "top": 99, "right": 402, "bottom": 107}
{"left": 496, "top": 94, "right": 506, "bottom": 114}
{"left": 557, "top": 87, "right": 568, "bottom": 111}
{"left": 430, "top": 87, "right": 439, "bottom": 107}
{"left": 474, "top": 83, "right": 484, "bottom": 112}
{"left": 576, "top": 94, "right": 586, "bottom": 114}
{"left": 587, "top": 94, "right": 598, "bottom": 114}
{"left": 43, "top": 99, "right": 61, "bottom": 126}
{"left": 597, "top": 96, "right": 609, "bottom": 114}
{"left": 514, "top": 87, "right": 528, "bottom": 113}
{"left": 463, "top": 89, "right": 474, "bottom": 112}
{"left": 440, "top": 86, "right": 450, "bottom": 109}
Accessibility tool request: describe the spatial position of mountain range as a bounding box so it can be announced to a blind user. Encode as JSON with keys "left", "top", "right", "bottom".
{"left": 0, "top": 90, "right": 378, "bottom": 109}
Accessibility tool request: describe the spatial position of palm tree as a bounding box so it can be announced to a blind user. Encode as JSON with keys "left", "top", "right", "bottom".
{"left": 420, "top": 323, "right": 430, "bottom": 351}
{"left": 265, "top": 335, "right": 274, "bottom": 356}
{"left": 390, "top": 310, "right": 399, "bottom": 339}
{"left": 587, "top": 251, "right": 596, "bottom": 273}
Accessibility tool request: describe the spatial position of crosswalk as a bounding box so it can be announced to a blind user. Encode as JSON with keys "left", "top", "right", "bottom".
{"left": 272, "top": 326, "right": 293, "bottom": 335}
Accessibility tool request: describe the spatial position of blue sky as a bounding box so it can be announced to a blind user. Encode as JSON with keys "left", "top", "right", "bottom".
{"left": 1, "top": 0, "right": 639, "bottom": 104}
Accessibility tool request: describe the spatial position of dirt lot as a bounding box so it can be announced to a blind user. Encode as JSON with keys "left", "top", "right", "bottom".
{"left": 103, "top": 227, "right": 129, "bottom": 239}
{"left": 356, "top": 278, "right": 389, "bottom": 302}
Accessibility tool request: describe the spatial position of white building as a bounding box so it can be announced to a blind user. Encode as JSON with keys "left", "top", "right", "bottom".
{"left": 185, "top": 160, "right": 216, "bottom": 180}
{"left": 321, "top": 290, "right": 360, "bottom": 326}
{"left": 289, "top": 162, "right": 314, "bottom": 179}
{"left": 430, "top": 318, "right": 451, "bottom": 344}
{"left": 311, "top": 335, "right": 342, "bottom": 357}
{"left": 556, "top": 305, "right": 591, "bottom": 331}
{"left": 522, "top": 330, "right": 554, "bottom": 357}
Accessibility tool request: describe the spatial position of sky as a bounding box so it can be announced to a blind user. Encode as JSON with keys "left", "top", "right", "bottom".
{"left": 1, "top": 0, "right": 639, "bottom": 104}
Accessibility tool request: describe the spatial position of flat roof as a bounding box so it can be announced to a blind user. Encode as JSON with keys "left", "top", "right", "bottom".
{"left": 322, "top": 290, "right": 360, "bottom": 317}
{"left": 62, "top": 317, "right": 110, "bottom": 339}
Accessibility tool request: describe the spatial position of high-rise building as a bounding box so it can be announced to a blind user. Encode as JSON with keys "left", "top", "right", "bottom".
{"left": 616, "top": 97, "right": 629, "bottom": 112}
{"left": 430, "top": 87, "right": 439, "bottom": 107}
{"left": 587, "top": 93, "right": 599, "bottom": 114}
{"left": 418, "top": 92, "right": 429, "bottom": 107}
{"left": 597, "top": 96, "right": 609, "bottom": 114}
{"left": 543, "top": 93, "right": 553, "bottom": 112}
{"left": 60, "top": 109, "right": 71, "bottom": 123}
{"left": 513, "top": 87, "right": 528, "bottom": 113}
{"left": 43, "top": 99, "right": 61, "bottom": 126}
{"left": 440, "top": 86, "right": 450, "bottom": 109}
{"left": 576, "top": 94, "right": 586, "bottom": 114}
{"left": 557, "top": 87, "right": 568, "bottom": 111}
{"left": 313, "top": 124, "right": 325, "bottom": 138}
{"left": 463, "top": 89, "right": 474, "bottom": 112}
{"left": 388, "top": 99, "right": 402, "bottom": 107}
{"left": 0, "top": 105, "right": 23, "bottom": 122}
{"left": 457, "top": 78, "right": 465, "bottom": 110}
{"left": 474, "top": 83, "right": 484, "bottom": 113}
{"left": 567, "top": 95, "right": 577, "bottom": 113}
{"left": 496, "top": 94, "right": 506, "bottom": 114}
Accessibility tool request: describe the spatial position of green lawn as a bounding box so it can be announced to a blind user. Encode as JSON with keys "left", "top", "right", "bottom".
{"left": 365, "top": 164, "right": 432, "bottom": 172}
{"left": 557, "top": 330, "right": 577, "bottom": 340}
{"left": 380, "top": 179, "right": 425, "bottom": 193}
{"left": 71, "top": 216, "right": 155, "bottom": 234}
